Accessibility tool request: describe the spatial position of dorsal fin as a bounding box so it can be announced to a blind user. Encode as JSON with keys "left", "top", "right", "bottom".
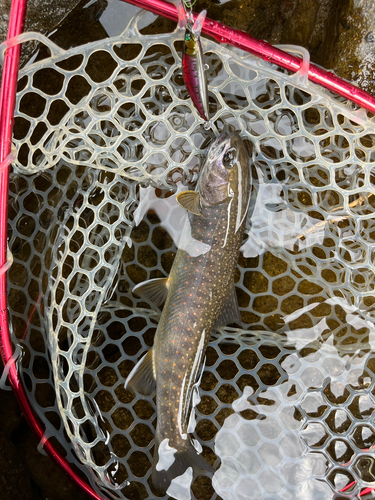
{"left": 132, "top": 277, "right": 169, "bottom": 306}
{"left": 176, "top": 191, "right": 201, "bottom": 215}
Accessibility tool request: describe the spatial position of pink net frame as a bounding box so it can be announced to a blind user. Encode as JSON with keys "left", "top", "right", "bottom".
{"left": 1, "top": 0, "right": 375, "bottom": 498}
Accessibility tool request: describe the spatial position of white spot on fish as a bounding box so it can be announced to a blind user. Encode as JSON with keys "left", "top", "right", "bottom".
{"left": 156, "top": 438, "right": 177, "bottom": 471}
{"left": 178, "top": 331, "right": 206, "bottom": 437}
{"left": 222, "top": 196, "right": 233, "bottom": 248}
{"left": 178, "top": 373, "right": 188, "bottom": 439}
{"left": 192, "top": 438, "right": 202, "bottom": 453}
{"left": 133, "top": 184, "right": 210, "bottom": 256}
{"left": 192, "top": 381, "right": 202, "bottom": 408}
{"left": 166, "top": 467, "right": 193, "bottom": 500}
{"left": 179, "top": 218, "right": 211, "bottom": 257}
{"left": 187, "top": 407, "right": 197, "bottom": 433}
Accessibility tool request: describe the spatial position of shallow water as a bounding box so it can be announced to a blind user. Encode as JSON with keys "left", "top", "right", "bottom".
{"left": 6, "top": 0, "right": 375, "bottom": 499}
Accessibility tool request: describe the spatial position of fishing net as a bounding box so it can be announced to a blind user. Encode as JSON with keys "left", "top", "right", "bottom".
{"left": 7, "top": 9, "right": 375, "bottom": 500}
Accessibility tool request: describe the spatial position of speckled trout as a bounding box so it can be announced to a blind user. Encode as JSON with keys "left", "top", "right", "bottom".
{"left": 125, "top": 132, "right": 251, "bottom": 492}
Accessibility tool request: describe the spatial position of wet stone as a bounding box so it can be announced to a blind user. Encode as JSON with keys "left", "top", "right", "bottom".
{"left": 0, "top": 430, "right": 35, "bottom": 499}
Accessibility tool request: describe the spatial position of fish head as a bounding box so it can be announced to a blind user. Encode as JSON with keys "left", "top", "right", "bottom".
{"left": 197, "top": 133, "right": 251, "bottom": 224}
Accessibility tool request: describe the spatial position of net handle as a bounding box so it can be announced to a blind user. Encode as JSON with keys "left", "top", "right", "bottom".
{"left": 0, "top": 1, "right": 102, "bottom": 499}
{"left": 121, "top": 0, "right": 375, "bottom": 115}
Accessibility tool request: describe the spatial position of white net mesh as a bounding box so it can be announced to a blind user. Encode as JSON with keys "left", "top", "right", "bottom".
{"left": 7, "top": 10, "right": 375, "bottom": 500}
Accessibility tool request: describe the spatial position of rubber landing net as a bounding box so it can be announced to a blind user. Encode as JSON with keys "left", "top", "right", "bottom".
{"left": 5, "top": 7, "right": 375, "bottom": 500}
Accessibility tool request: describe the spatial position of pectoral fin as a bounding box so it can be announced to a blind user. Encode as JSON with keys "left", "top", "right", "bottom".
{"left": 177, "top": 191, "right": 201, "bottom": 216}
{"left": 125, "top": 349, "right": 156, "bottom": 396}
{"left": 132, "top": 277, "right": 169, "bottom": 306}
{"left": 215, "top": 284, "right": 242, "bottom": 329}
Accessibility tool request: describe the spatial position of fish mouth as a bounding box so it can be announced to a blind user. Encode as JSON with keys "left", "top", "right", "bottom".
{"left": 208, "top": 132, "right": 230, "bottom": 159}
{"left": 216, "top": 132, "right": 230, "bottom": 150}
{"left": 217, "top": 132, "right": 229, "bottom": 144}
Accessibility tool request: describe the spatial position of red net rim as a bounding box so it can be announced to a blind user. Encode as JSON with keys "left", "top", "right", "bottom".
{"left": 1, "top": 0, "right": 375, "bottom": 498}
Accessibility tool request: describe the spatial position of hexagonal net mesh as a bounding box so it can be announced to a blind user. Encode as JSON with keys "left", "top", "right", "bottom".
{"left": 7, "top": 10, "right": 375, "bottom": 500}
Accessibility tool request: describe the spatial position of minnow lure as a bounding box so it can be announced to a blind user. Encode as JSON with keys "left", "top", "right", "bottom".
{"left": 177, "top": 0, "right": 210, "bottom": 122}
{"left": 125, "top": 133, "right": 252, "bottom": 492}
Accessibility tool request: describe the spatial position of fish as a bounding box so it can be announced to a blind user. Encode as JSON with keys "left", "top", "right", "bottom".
{"left": 125, "top": 132, "right": 252, "bottom": 492}
{"left": 177, "top": 1, "right": 210, "bottom": 121}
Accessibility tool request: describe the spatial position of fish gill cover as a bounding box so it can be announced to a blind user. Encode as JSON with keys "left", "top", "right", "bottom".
{"left": 7, "top": 8, "right": 375, "bottom": 500}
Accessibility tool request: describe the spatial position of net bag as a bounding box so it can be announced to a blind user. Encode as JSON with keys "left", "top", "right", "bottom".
{"left": 5, "top": 7, "right": 375, "bottom": 500}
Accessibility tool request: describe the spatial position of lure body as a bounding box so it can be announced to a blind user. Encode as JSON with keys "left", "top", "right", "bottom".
{"left": 179, "top": 5, "right": 210, "bottom": 121}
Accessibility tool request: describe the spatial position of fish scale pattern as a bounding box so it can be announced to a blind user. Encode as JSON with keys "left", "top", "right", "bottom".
{"left": 6, "top": 10, "right": 375, "bottom": 500}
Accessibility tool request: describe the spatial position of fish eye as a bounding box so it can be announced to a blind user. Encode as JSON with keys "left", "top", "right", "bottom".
{"left": 223, "top": 148, "right": 236, "bottom": 168}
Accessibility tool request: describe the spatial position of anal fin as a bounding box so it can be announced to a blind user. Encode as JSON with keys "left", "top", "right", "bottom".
{"left": 125, "top": 349, "right": 156, "bottom": 396}
{"left": 215, "top": 284, "right": 242, "bottom": 329}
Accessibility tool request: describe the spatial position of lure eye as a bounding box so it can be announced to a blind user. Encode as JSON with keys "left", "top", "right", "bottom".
{"left": 223, "top": 148, "right": 236, "bottom": 168}
{"left": 185, "top": 33, "right": 191, "bottom": 41}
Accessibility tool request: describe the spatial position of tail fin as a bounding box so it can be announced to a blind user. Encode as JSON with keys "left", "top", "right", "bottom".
{"left": 151, "top": 436, "right": 214, "bottom": 493}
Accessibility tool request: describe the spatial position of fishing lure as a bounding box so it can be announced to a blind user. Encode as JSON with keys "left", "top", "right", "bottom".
{"left": 177, "top": 0, "right": 210, "bottom": 122}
